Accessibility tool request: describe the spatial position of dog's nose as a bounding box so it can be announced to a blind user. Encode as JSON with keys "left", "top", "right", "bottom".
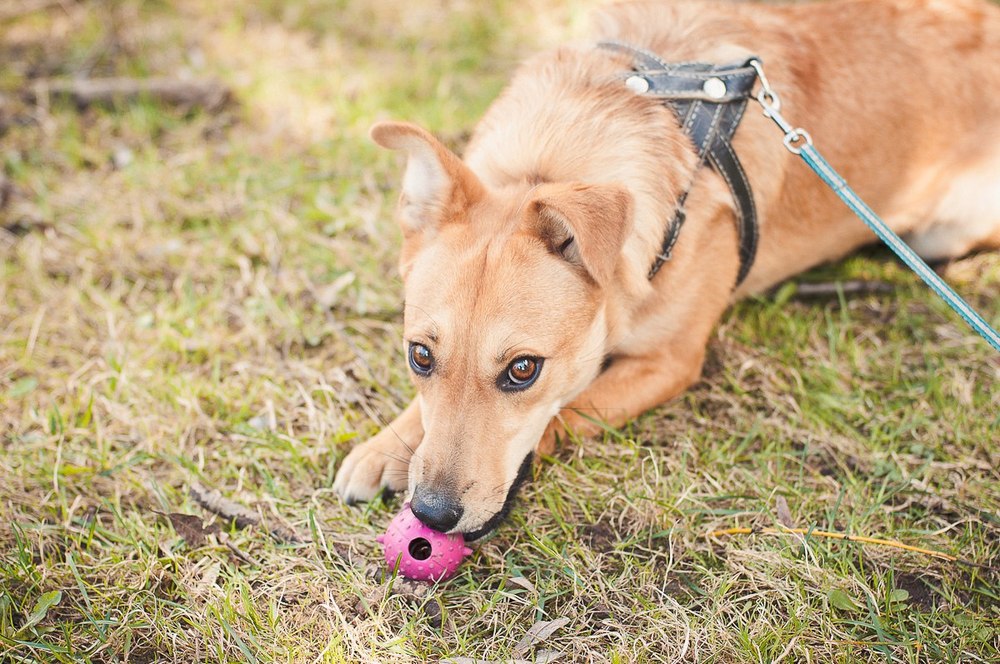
{"left": 410, "top": 487, "right": 464, "bottom": 532}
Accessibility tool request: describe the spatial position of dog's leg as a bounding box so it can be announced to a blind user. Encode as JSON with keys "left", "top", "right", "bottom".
{"left": 904, "top": 151, "right": 1000, "bottom": 261}
{"left": 974, "top": 224, "right": 1000, "bottom": 253}
{"left": 539, "top": 344, "right": 706, "bottom": 454}
{"left": 333, "top": 399, "right": 423, "bottom": 504}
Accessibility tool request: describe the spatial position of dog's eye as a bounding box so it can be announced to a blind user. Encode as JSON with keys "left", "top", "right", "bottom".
{"left": 409, "top": 343, "right": 434, "bottom": 376}
{"left": 500, "top": 356, "right": 543, "bottom": 391}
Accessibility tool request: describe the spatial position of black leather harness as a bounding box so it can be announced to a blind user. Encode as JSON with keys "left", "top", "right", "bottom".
{"left": 598, "top": 42, "right": 761, "bottom": 285}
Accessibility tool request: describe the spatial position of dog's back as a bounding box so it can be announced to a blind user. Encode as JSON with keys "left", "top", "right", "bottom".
{"left": 466, "top": 0, "right": 1000, "bottom": 290}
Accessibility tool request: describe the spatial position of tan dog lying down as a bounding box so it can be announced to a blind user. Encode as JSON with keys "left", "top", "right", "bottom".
{"left": 334, "top": 0, "right": 1000, "bottom": 539}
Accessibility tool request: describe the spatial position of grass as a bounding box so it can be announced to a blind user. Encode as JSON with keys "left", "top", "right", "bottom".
{"left": 1, "top": 0, "right": 998, "bottom": 661}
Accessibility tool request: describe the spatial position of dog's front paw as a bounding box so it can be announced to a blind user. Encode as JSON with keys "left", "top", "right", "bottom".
{"left": 538, "top": 418, "right": 562, "bottom": 456}
{"left": 538, "top": 410, "right": 591, "bottom": 455}
{"left": 333, "top": 432, "right": 411, "bottom": 505}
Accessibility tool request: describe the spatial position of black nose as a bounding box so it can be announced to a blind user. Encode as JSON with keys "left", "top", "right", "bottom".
{"left": 410, "top": 487, "right": 463, "bottom": 532}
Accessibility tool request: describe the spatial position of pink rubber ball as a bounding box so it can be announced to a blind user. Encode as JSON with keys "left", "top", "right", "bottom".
{"left": 376, "top": 503, "right": 472, "bottom": 581}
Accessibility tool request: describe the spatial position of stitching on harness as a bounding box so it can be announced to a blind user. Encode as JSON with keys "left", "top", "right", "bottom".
{"left": 709, "top": 144, "right": 754, "bottom": 279}
{"left": 716, "top": 138, "right": 757, "bottom": 250}
{"left": 646, "top": 70, "right": 755, "bottom": 81}
{"left": 677, "top": 101, "right": 696, "bottom": 131}
{"left": 681, "top": 100, "right": 700, "bottom": 133}
{"left": 699, "top": 104, "right": 726, "bottom": 159}
{"left": 706, "top": 103, "right": 757, "bottom": 281}
{"left": 725, "top": 100, "right": 747, "bottom": 136}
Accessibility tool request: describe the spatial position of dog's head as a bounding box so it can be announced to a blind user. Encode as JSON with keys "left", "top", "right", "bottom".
{"left": 372, "top": 121, "right": 633, "bottom": 538}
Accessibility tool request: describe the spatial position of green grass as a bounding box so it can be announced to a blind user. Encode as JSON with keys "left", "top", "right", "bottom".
{"left": 1, "top": 1, "right": 998, "bottom": 661}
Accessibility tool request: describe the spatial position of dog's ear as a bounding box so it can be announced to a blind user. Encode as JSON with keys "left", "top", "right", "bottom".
{"left": 370, "top": 121, "right": 484, "bottom": 235}
{"left": 526, "top": 182, "right": 633, "bottom": 286}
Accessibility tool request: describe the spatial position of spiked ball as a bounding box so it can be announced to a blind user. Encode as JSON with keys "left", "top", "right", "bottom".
{"left": 376, "top": 503, "right": 472, "bottom": 581}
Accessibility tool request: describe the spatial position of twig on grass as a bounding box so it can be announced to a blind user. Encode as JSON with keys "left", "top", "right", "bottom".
{"left": 0, "top": 0, "right": 67, "bottom": 21}
{"left": 155, "top": 509, "right": 266, "bottom": 565}
{"left": 790, "top": 280, "right": 894, "bottom": 299}
{"left": 223, "top": 538, "right": 261, "bottom": 566}
{"left": 27, "top": 77, "right": 231, "bottom": 111}
{"left": 767, "top": 279, "right": 895, "bottom": 302}
{"left": 708, "top": 526, "right": 999, "bottom": 571}
{"left": 189, "top": 481, "right": 307, "bottom": 544}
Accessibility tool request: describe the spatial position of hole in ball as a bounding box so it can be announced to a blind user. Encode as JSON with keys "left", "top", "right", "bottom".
{"left": 408, "top": 537, "right": 433, "bottom": 561}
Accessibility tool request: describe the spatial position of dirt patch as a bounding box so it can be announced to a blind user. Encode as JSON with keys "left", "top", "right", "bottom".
{"left": 123, "top": 648, "right": 161, "bottom": 664}
{"left": 894, "top": 572, "right": 937, "bottom": 611}
{"left": 581, "top": 521, "right": 617, "bottom": 554}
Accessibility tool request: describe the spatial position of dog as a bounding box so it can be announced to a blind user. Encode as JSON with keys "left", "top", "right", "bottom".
{"left": 333, "top": 0, "right": 1000, "bottom": 539}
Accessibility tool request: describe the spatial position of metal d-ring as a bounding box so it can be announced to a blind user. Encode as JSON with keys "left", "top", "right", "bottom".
{"left": 783, "top": 128, "right": 813, "bottom": 154}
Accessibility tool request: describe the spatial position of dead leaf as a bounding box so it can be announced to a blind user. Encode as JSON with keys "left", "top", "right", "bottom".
{"left": 775, "top": 495, "right": 795, "bottom": 528}
{"left": 507, "top": 576, "right": 535, "bottom": 593}
{"left": 386, "top": 577, "right": 430, "bottom": 601}
{"left": 513, "top": 617, "right": 570, "bottom": 657}
{"left": 193, "top": 561, "right": 222, "bottom": 596}
{"left": 158, "top": 512, "right": 219, "bottom": 548}
{"left": 443, "top": 654, "right": 561, "bottom": 664}
{"left": 189, "top": 482, "right": 305, "bottom": 544}
{"left": 422, "top": 599, "right": 442, "bottom": 629}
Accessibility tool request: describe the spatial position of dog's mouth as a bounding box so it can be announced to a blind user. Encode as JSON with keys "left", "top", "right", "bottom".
{"left": 461, "top": 452, "right": 534, "bottom": 541}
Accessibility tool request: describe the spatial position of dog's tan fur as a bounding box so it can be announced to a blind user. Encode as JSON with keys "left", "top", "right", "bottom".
{"left": 334, "top": 0, "right": 1000, "bottom": 535}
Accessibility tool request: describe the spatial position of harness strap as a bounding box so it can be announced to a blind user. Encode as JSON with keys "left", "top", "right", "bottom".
{"left": 598, "top": 41, "right": 759, "bottom": 284}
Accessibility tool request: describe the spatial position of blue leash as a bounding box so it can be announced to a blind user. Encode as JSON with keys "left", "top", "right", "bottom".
{"left": 749, "top": 61, "right": 1000, "bottom": 353}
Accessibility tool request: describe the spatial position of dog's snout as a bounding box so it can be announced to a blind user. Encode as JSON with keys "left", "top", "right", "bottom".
{"left": 411, "top": 487, "right": 464, "bottom": 532}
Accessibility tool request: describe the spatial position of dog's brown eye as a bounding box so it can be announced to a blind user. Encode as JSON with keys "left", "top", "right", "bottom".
{"left": 409, "top": 343, "right": 434, "bottom": 376}
{"left": 509, "top": 358, "right": 536, "bottom": 382}
{"left": 500, "top": 356, "right": 543, "bottom": 392}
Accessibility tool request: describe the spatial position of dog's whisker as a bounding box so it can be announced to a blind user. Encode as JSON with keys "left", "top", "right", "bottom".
{"left": 558, "top": 405, "right": 625, "bottom": 412}
{"left": 394, "top": 435, "right": 421, "bottom": 462}
{"left": 377, "top": 450, "right": 413, "bottom": 466}
{"left": 486, "top": 475, "right": 521, "bottom": 498}
{"left": 361, "top": 405, "right": 426, "bottom": 467}
{"left": 378, "top": 425, "right": 420, "bottom": 460}
{"left": 402, "top": 302, "right": 443, "bottom": 334}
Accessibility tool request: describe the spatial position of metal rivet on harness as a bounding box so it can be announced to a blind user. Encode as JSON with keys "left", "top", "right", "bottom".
{"left": 625, "top": 75, "right": 650, "bottom": 94}
{"left": 703, "top": 77, "right": 727, "bottom": 99}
